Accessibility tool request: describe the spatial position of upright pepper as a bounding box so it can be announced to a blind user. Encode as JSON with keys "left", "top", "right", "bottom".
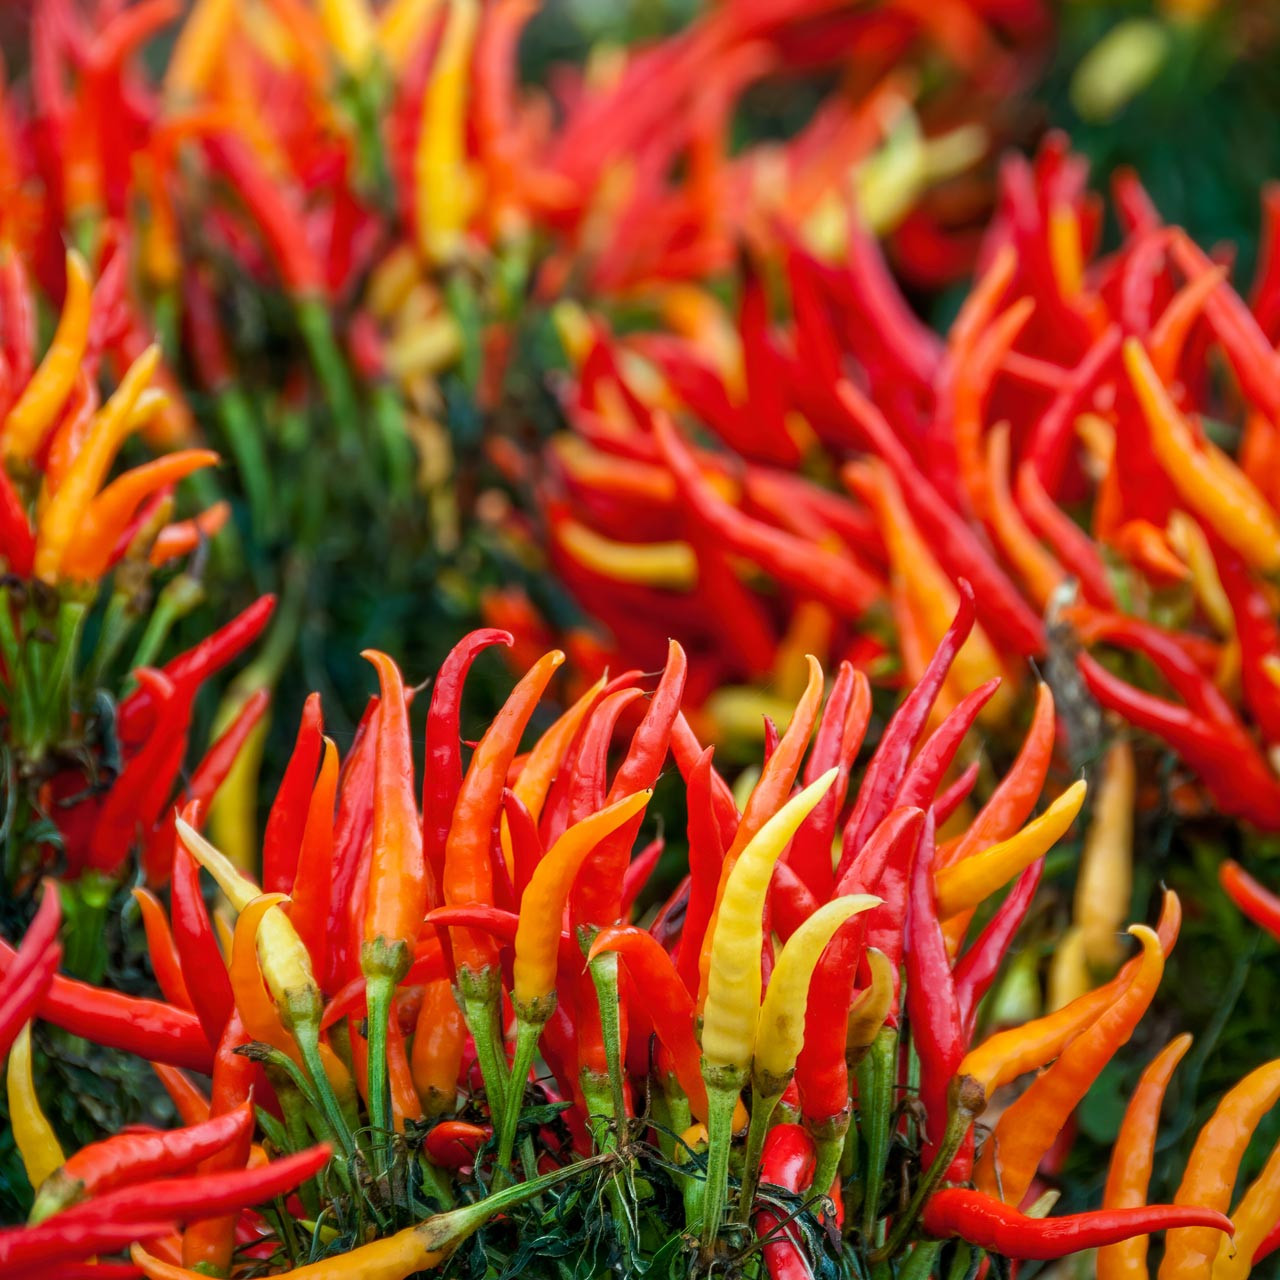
{"left": 7, "top": 1022, "right": 65, "bottom": 1191}
{"left": 1075, "top": 740, "right": 1135, "bottom": 969}
{"left": 361, "top": 650, "right": 430, "bottom": 1146}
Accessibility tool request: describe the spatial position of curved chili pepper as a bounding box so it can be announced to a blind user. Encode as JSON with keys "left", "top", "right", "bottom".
{"left": 574, "top": 639, "right": 686, "bottom": 929}
{"left": 977, "top": 924, "right": 1164, "bottom": 1205}
{"left": 170, "top": 828, "right": 234, "bottom": 1047}
{"left": 31, "top": 1102, "right": 254, "bottom": 1222}
{"left": 921, "top": 1189, "right": 1232, "bottom": 1260}
{"left": 149, "top": 1066, "right": 209, "bottom": 1128}
{"left": 443, "top": 649, "right": 563, "bottom": 985}
{"left": 937, "top": 780, "right": 1086, "bottom": 918}
{"left": 1211, "top": 534, "right": 1280, "bottom": 745}
{"left": 131, "top": 888, "right": 192, "bottom": 1013}
{"left": 0, "top": 883, "right": 62, "bottom": 1060}
{"left": 677, "top": 746, "right": 726, "bottom": 997}
{"left": 1097, "top": 1033, "right": 1192, "bottom": 1280}
{"left": 0, "top": 936, "right": 212, "bottom": 1071}
{"left": 8, "top": 1021, "right": 64, "bottom": 1190}
{"left": 2, "top": 249, "right": 92, "bottom": 464}
{"left": 1220, "top": 861, "right": 1280, "bottom": 943}
{"left": 788, "top": 663, "right": 872, "bottom": 901}
{"left": 588, "top": 925, "right": 707, "bottom": 1119}
{"left": 838, "top": 584, "right": 975, "bottom": 874}
{"left": 1015, "top": 461, "right": 1115, "bottom": 608}
{"left": 288, "top": 737, "right": 338, "bottom": 977}
{"left": 424, "top": 629, "right": 513, "bottom": 893}
{"left": 1163, "top": 1057, "right": 1280, "bottom": 1279}
{"left": 263, "top": 693, "right": 323, "bottom": 895}
{"left": 897, "top": 678, "right": 1001, "bottom": 814}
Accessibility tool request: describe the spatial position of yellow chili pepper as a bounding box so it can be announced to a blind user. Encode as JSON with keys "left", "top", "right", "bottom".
{"left": 696, "top": 769, "right": 837, "bottom": 1246}
{"left": 1213, "top": 1133, "right": 1280, "bottom": 1279}
{"left": 1048, "top": 203, "right": 1085, "bottom": 301}
{"left": 1162, "top": 1058, "right": 1280, "bottom": 1280}
{"left": 936, "top": 780, "right": 1087, "bottom": 918}
{"left": 415, "top": 0, "right": 480, "bottom": 265}
{"left": 318, "top": 0, "right": 377, "bottom": 73}
{"left": 754, "top": 895, "right": 880, "bottom": 1090}
{"left": 734, "top": 894, "right": 878, "bottom": 1223}
{"left": 164, "top": 0, "right": 237, "bottom": 100}
{"left": 377, "top": 0, "right": 442, "bottom": 71}
{"left": 846, "top": 948, "right": 895, "bottom": 1058}
{"left": 1047, "top": 926, "right": 1091, "bottom": 1011}
{"left": 7, "top": 1022, "right": 64, "bottom": 1190}
{"left": 2, "top": 250, "right": 92, "bottom": 464}
{"left": 494, "top": 790, "right": 652, "bottom": 1172}
{"left": 556, "top": 518, "right": 697, "bottom": 590}
{"left": 1124, "top": 338, "right": 1280, "bottom": 572}
{"left": 33, "top": 345, "right": 160, "bottom": 583}
{"left": 1075, "top": 741, "right": 1135, "bottom": 971}
{"left": 701, "top": 770, "right": 838, "bottom": 1081}
{"left": 1167, "top": 512, "right": 1234, "bottom": 638}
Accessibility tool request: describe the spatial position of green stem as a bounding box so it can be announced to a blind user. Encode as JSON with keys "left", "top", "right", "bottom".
{"left": 295, "top": 297, "right": 361, "bottom": 453}
{"left": 128, "top": 574, "right": 203, "bottom": 675}
{"left": 870, "top": 1090, "right": 979, "bottom": 1264}
{"left": 364, "top": 973, "right": 395, "bottom": 1150}
{"left": 698, "top": 1081, "right": 741, "bottom": 1254}
{"left": 587, "top": 952, "right": 629, "bottom": 1145}
{"left": 40, "top": 599, "right": 86, "bottom": 739}
{"left": 898, "top": 1240, "right": 943, "bottom": 1280}
{"left": 85, "top": 591, "right": 134, "bottom": 690}
{"left": 294, "top": 1018, "right": 357, "bottom": 1162}
{"left": 857, "top": 1025, "right": 897, "bottom": 1245}
{"left": 736, "top": 1085, "right": 782, "bottom": 1223}
{"left": 458, "top": 970, "right": 509, "bottom": 1124}
{"left": 216, "top": 388, "right": 275, "bottom": 541}
{"left": 809, "top": 1124, "right": 849, "bottom": 1212}
{"left": 495, "top": 1014, "right": 544, "bottom": 1175}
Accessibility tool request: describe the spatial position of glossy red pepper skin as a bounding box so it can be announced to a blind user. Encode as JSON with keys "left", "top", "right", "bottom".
{"left": 0, "top": 466, "right": 34, "bottom": 576}
{"left": 117, "top": 596, "right": 275, "bottom": 747}
{"left": 423, "top": 629, "right": 513, "bottom": 891}
{"left": 954, "top": 861, "right": 1043, "bottom": 1031}
{"left": 1211, "top": 536, "right": 1280, "bottom": 744}
{"left": 754, "top": 1124, "right": 818, "bottom": 1280}
{"left": 897, "top": 679, "right": 1000, "bottom": 814}
{"left": 32, "top": 1103, "right": 254, "bottom": 1218}
{"left": 170, "top": 831, "right": 234, "bottom": 1047}
{"left": 263, "top": 693, "right": 323, "bottom": 894}
{"left": 904, "top": 812, "right": 967, "bottom": 1173}
{"left": 1220, "top": 861, "right": 1280, "bottom": 944}
{"left": 838, "top": 585, "right": 975, "bottom": 877}
{"left": 573, "top": 640, "right": 686, "bottom": 929}
{"left": 921, "top": 1189, "right": 1233, "bottom": 1261}
{"left": 0, "top": 884, "right": 62, "bottom": 1059}
{"left": 0, "top": 936, "right": 212, "bottom": 1070}
{"left": 424, "top": 1121, "right": 491, "bottom": 1170}
{"left": 675, "top": 746, "right": 726, "bottom": 996}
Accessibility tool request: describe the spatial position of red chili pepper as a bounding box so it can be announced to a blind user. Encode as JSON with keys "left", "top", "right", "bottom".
{"left": 0, "top": 465, "right": 34, "bottom": 576}
{"left": 502, "top": 787, "right": 545, "bottom": 904}
{"left": 1211, "top": 535, "right": 1280, "bottom": 744}
{"left": 619, "top": 835, "right": 665, "bottom": 919}
{"left": 587, "top": 925, "right": 707, "bottom": 1118}
{"left": 676, "top": 747, "right": 726, "bottom": 997}
{"left": 1220, "top": 861, "right": 1280, "bottom": 944}
{"left": 573, "top": 639, "right": 686, "bottom": 929}
{"left": 564, "top": 688, "right": 646, "bottom": 831}
{"left": 424, "top": 1120, "right": 491, "bottom": 1170}
{"left": 834, "top": 382, "right": 1043, "bottom": 657}
{"left": 30, "top": 1103, "right": 254, "bottom": 1221}
{"left": 324, "top": 696, "right": 379, "bottom": 991}
{"left": 0, "top": 882, "right": 62, "bottom": 1059}
{"left": 897, "top": 679, "right": 1001, "bottom": 814}
{"left": 954, "top": 861, "right": 1043, "bottom": 1031}
{"left": 1078, "top": 655, "right": 1280, "bottom": 828}
{"left": 935, "top": 762, "right": 981, "bottom": 826}
{"left": 289, "top": 738, "right": 339, "bottom": 978}
{"left": 180, "top": 1013, "right": 257, "bottom": 1273}
{"left": 753, "top": 1124, "right": 818, "bottom": 1280}
{"left": 117, "top": 597, "right": 276, "bottom": 747}
{"left": 838, "top": 585, "right": 975, "bottom": 874}
{"left": 0, "top": 1221, "right": 174, "bottom": 1276}
{"left": 149, "top": 1066, "right": 210, "bottom": 1127}
{"left": 921, "top": 1188, "right": 1233, "bottom": 1260}
{"left": 905, "top": 812, "right": 967, "bottom": 1172}
{"left": 423, "top": 629, "right": 513, "bottom": 891}
{"left": 670, "top": 713, "right": 739, "bottom": 845}
{"left": 0, "top": 936, "right": 212, "bottom": 1071}
{"left": 131, "top": 889, "right": 193, "bottom": 1013}
{"left": 169, "top": 817, "right": 234, "bottom": 1047}
{"left": 263, "top": 693, "right": 324, "bottom": 895}
{"left": 787, "top": 663, "right": 871, "bottom": 901}
{"left": 655, "top": 413, "right": 880, "bottom": 616}
{"left": 1015, "top": 461, "right": 1115, "bottom": 608}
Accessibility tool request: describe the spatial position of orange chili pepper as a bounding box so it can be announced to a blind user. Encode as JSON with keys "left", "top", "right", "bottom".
{"left": 412, "top": 978, "right": 466, "bottom": 1119}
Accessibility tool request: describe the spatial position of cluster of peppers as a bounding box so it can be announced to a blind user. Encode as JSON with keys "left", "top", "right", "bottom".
{"left": 5, "top": 619, "right": 1280, "bottom": 1276}
{"left": 514, "top": 133, "right": 1280, "bottom": 842}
